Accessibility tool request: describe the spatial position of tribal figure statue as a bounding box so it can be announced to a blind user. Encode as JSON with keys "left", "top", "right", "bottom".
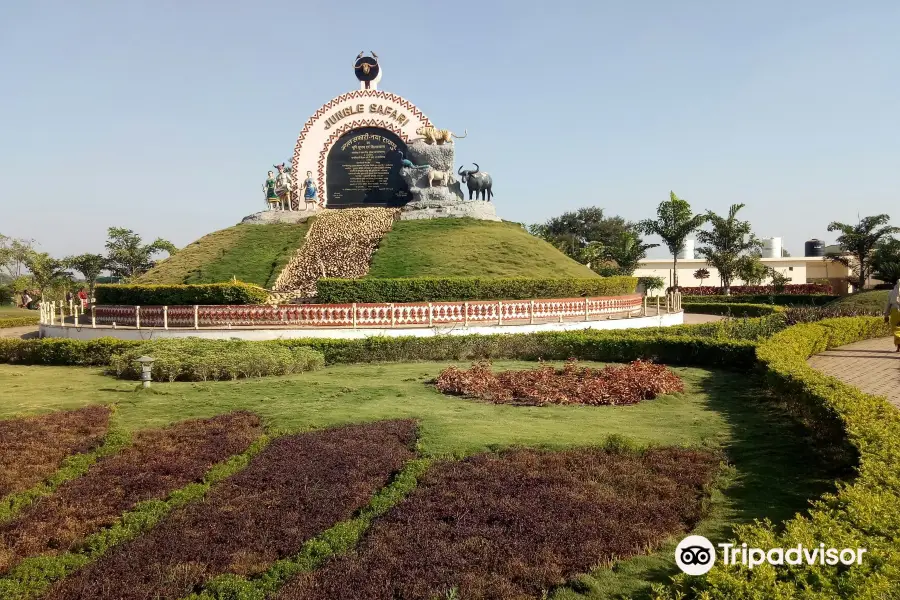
{"left": 263, "top": 170, "right": 280, "bottom": 210}
{"left": 274, "top": 163, "right": 294, "bottom": 211}
{"left": 302, "top": 171, "right": 318, "bottom": 207}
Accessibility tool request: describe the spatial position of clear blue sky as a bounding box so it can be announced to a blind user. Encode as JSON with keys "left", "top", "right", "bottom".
{"left": 2, "top": 1, "right": 898, "bottom": 258}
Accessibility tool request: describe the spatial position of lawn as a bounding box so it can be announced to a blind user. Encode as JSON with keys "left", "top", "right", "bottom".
{"left": 137, "top": 222, "right": 310, "bottom": 288}
{"left": 828, "top": 289, "right": 889, "bottom": 312}
{"left": 0, "top": 307, "right": 33, "bottom": 317}
{"left": 367, "top": 219, "right": 599, "bottom": 278}
{"left": 0, "top": 360, "right": 834, "bottom": 598}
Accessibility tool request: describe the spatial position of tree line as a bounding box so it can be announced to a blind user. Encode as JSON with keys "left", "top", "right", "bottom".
{"left": 529, "top": 192, "right": 900, "bottom": 294}
{"left": 0, "top": 228, "right": 176, "bottom": 305}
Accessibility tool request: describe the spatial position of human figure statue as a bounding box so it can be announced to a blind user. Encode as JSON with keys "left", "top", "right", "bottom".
{"left": 274, "top": 163, "right": 294, "bottom": 211}
{"left": 302, "top": 171, "right": 318, "bottom": 208}
{"left": 263, "top": 171, "right": 279, "bottom": 210}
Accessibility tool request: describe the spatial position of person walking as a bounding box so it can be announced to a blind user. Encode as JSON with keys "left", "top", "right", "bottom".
{"left": 885, "top": 279, "right": 900, "bottom": 352}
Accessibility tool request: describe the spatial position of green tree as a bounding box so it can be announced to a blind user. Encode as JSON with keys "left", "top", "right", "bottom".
{"left": 872, "top": 237, "right": 900, "bottom": 285}
{"left": 693, "top": 268, "right": 710, "bottom": 290}
{"left": 65, "top": 253, "right": 108, "bottom": 303}
{"left": 695, "top": 204, "right": 762, "bottom": 295}
{"left": 23, "top": 251, "right": 70, "bottom": 298}
{"left": 827, "top": 215, "right": 899, "bottom": 292}
{"left": 637, "top": 192, "right": 707, "bottom": 288}
{"left": 0, "top": 234, "right": 35, "bottom": 280}
{"left": 735, "top": 254, "right": 768, "bottom": 286}
{"left": 529, "top": 207, "right": 632, "bottom": 265}
{"left": 105, "top": 227, "right": 177, "bottom": 280}
{"left": 767, "top": 267, "right": 793, "bottom": 292}
{"left": 601, "top": 230, "right": 659, "bottom": 275}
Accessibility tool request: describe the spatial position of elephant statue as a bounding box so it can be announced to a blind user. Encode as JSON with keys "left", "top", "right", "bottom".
{"left": 457, "top": 163, "right": 493, "bottom": 201}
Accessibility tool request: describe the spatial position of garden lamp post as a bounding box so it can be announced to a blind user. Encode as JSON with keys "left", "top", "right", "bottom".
{"left": 134, "top": 355, "right": 155, "bottom": 388}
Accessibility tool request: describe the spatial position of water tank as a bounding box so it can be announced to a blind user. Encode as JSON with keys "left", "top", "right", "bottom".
{"left": 676, "top": 239, "right": 694, "bottom": 259}
{"left": 804, "top": 239, "right": 825, "bottom": 257}
{"left": 761, "top": 237, "right": 783, "bottom": 259}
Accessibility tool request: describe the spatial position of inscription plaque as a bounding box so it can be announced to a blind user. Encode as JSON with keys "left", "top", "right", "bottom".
{"left": 326, "top": 127, "right": 410, "bottom": 207}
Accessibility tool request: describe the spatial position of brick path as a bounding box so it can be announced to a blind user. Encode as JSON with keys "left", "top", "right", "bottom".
{"left": 807, "top": 337, "right": 900, "bottom": 408}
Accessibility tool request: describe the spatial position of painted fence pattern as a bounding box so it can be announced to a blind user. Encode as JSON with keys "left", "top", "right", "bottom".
{"left": 43, "top": 294, "right": 656, "bottom": 329}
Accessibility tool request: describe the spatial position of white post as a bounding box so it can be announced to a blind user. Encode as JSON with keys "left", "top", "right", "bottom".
{"left": 352, "top": 303, "right": 357, "bottom": 328}
{"left": 60, "top": 303, "right": 65, "bottom": 326}
{"left": 464, "top": 302, "right": 469, "bottom": 327}
{"left": 50, "top": 302, "right": 55, "bottom": 325}
{"left": 390, "top": 303, "right": 395, "bottom": 328}
{"left": 428, "top": 302, "right": 433, "bottom": 327}
{"left": 74, "top": 308, "right": 79, "bottom": 326}
{"left": 91, "top": 306, "right": 96, "bottom": 328}
{"left": 498, "top": 301, "right": 503, "bottom": 326}
{"left": 163, "top": 306, "right": 168, "bottom": 330}
{"left": 584, "top": 297, "right": 589, "bottom": 321}
{"left": 656, "top": 296, "right": 660, "bottom": 315}
{"left": 136, "top": 306, "right": 141, "bottom": 329}
{"left": 530, "top": 300, "right": 535, "bottom": 325}
{"left": 194, "top": 305, "right": 199, "bottom": 330}
{"left": 69, "top": 299, "right": 74, "bottom": 315}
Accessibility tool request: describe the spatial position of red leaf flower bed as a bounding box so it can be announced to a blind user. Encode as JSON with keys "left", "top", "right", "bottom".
{"left": 678, "top": 283, "right": 832, "bottom": 295}
{"left": 45, "top": 419, "right": 417, "bottom": 600}
{"left": 277, "top": 446, "right": 719, "bottom": 600}
{"left": 0, "top": 405, "right": 110, "bottom": 498}
{"left": 0, "top": 411, "right": 261, "bottom": 574}
{"left": 435, "top": 359, "right": 684, "bottom": 406}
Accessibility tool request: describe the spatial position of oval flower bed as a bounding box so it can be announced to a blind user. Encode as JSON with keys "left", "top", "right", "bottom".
{"left": 434, "top": 359, "right": 684, "bottom": 406}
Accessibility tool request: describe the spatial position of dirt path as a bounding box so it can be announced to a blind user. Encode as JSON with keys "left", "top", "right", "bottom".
{"left": 0, "top": 326, "right": 39, "bottom": 339}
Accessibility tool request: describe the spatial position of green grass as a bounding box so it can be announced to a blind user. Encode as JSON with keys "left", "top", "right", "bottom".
{"left": 828, "top": 289, "right": 889, "bottom": 312}
{"left": 367, "top": 219, "right": 599, "bottom": 278}
{"left": 0, "top": 361, "right": 834, "bottom": 598}
{"left": 0, "top": 307, "right": 32, "bottom": 317}
{"left": 137, "top": 222, "right": 310, "bottom": 288}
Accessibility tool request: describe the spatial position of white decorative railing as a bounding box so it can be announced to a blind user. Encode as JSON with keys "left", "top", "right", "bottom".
{"left": 38, "top": 294, "right": 663, "bottom": 330}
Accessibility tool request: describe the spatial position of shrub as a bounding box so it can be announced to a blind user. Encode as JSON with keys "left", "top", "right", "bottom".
{"left": 682, "top": 302, "right": 785, "bottom": 317}
{"left": 656, "top": 316, "right": 898, "bottom": 599}
{"left": 434, "top": 359, "right": 684, "bottom": 406}
{"left": 315, "top": 276, "right": 638, "bottom": 303}
{"left": 0, "top": 337, "right": 139, "bottom": 366}
{"left": 678, "top": 283, "right": 833, "bottom": 295}
{"left": 681, "top": 294, "right": 838, "bottom": 305}
{"left": 107, "top": 339, "right": 325, "bottom": 382}
{"left": 0, "top": 316, "right": 39, "bottom": 329}
{"left": 94, "top": 282, "right": 269, "bottom": 306}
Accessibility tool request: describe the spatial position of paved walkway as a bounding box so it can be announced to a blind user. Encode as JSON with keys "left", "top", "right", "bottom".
{"left": 807, "top": 337, "right": 900, "bottom": 408}
{"left": 0, "top": 326, "right": 39, "bottom": 339}
{"left": 682, "top": 313, "right": 725, "bottom": 324}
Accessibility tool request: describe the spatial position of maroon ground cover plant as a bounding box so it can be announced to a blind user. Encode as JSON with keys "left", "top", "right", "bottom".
{"left": 277, "top": 446, "right": 719, "bottom": 600}
{"left": 0, "top": 405, "right": 110, "bottom": 498}
{"left": 0, "top": 411, "right": 261, "bottom": 574}
{"left": 45, "top": 419, "right": 418, "bottom": 600}
{"left": 435, "top": 359, "right": 684, "bottom": 406}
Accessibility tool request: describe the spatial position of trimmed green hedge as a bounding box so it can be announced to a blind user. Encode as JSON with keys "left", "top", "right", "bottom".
{"left": 0, "top": 316, "right": 39, "bottom": 329}
{"left": 94, "top": 282, "right": 269, "bottom": 306}
{"left": 683, "top": 302, "right": 785, "bottom": 317}
{"left": 657, "top": 316, "right": 897, "bottom": 599}
{"left": 682, "top": 294, "right": 838, "bottom": 306}
{"left": 0, "top": 330, "right": 757, "bottom": 370}
{"left": 315, "top": 276, "right": 638, "bottom": 303}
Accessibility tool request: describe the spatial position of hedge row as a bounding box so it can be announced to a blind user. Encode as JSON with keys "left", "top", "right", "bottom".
{"left": 678, "top": 283, "right": 833, "bottom": 295}
{"left": 657, "top": 316, "right": 897, "bottom": 599}
{"left": 682, "top": 303, "right": 786, "bottom": 317}
{"left": 0, "top": 330, "right": 757, "bottom": 370}
{"left": 94, "top": 283, "right": 269, "bottom": 306}
{"left": 0, "top": 316, "right": 39, "bottom": 329}
{"left": 682, "top": 294, "right": 838, "bottom": 306}
{"left": 315, "top": 276, "right": 638, "bottom": 303}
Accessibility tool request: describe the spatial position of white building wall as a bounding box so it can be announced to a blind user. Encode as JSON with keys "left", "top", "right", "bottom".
{"left": 634, "top": 258, "right": 817, "bottom": 294}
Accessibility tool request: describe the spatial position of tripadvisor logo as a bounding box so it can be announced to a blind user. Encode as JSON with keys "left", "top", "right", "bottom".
{"left": 675, "top": 535, "right": 867, "bottom": 575}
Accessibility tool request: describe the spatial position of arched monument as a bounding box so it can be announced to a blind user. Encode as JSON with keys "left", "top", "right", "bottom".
{"left": 245, "top": 52, "right": 498, "bottom": 222}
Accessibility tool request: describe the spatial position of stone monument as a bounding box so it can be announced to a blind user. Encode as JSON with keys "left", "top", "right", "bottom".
{"left": 242, "top": 52, "right": 498, "bottom": 223}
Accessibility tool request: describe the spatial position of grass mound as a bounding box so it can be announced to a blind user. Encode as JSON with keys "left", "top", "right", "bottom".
{"left": 137, "top": 222, "right": 310, "bottom": 288}
{"left": 276, "top": 445, "right": 719, "bottom": 600}
{"left": 367, "top": 219, "right": 598, "bottom": 278}
{"left": 435, "top": 359, "right": 683, "bottom": 406}
{"left": 48, "top": 420, "right": 416, "bottom": 600}
{"left": 827, "top": 289, "right": 889, "bottom": 312}
{"left": 0, "top": 412, "right": 261, "bottom": 574}
{"left": 0, "top": 406, "right": 110, "bottom": 498}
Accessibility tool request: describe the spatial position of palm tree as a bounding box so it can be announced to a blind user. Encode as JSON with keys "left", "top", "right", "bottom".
{"left": 637, "top": 192, "right": 707, "bottom": 288}
{"left": 827, "top": 215, "right": 899, "bottom": 292}
{"left": 695, "top": 204, "right": 762, "bottom": 295}
{"left": 602, "top": 230, "right": 659, "bottom": 275}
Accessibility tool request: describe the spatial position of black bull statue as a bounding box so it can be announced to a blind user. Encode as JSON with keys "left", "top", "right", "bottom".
{"left": 457, "top": 164, "right": 493, "bottom": 201}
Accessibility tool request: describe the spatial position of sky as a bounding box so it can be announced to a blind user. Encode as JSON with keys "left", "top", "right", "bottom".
{"left": 1, "top": 1, "right": 898, "bottom": 259}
